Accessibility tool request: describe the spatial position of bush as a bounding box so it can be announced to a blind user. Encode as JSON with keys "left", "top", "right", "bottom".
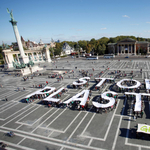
{"left": 0, "top": 60, "right": 4, "bottom": 64}
{"left": 60, "top": 55, "right": 67, "bottom": 58}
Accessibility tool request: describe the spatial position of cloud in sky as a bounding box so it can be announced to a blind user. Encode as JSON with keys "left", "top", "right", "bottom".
{"left": 122, "top": 15, "right": 130, "bottom": 18}
{"left": 146, "top": 22, "right": 150, "bottom": 24}
{"left": 144, "top": 30, "right": 150, "bottom": 33}
{"left": 101, "top": 27, "right": 107, "bottom": 30}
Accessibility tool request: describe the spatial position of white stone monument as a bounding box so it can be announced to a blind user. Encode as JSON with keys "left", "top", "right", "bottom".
{"left": 7, "top": 8, "right": 29, "bottom": 64}
{"left": 6, "top": 8, "right": 45, "bottom": 75}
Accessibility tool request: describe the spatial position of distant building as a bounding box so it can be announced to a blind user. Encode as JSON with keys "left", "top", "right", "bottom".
{"left": 62, "top": 42, "right": 74, "bottom": 55}
{"left": 56, "top": 39, "right": 60, "bottom": 43}
{"left": 0, "top": 43, "right": 10, "bottom": 50}
{"left": 38, "top": 39, "right": 44, "bottom": 45}
{"left": 12, "top": 36, "right": 56, "bottom": 51}
{"left": 108, "top": 38, "right": 150, "bottom": 55}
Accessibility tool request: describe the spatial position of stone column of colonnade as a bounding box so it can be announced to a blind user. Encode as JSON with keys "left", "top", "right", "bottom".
{"left": 117, "top": 45, "right": 119, "bottom": 55}
{"left": 31, "top": 53, "right": 34, "bottom": 61}
{"left": 128, "top": 44, "right": 129, "bottom": 54}
{"left": 40, "top": 52, "right": 44, "bottom": 61}
{"left": 36, "top": 52, "right": 39, "bottom": 61}
{"left": 134, "top": 44, "right": 136, "bottom": 55}
{"left": 5, "top": 55, "right": 9, "bottom": 64}
{"left": 123, "top": 45, "right": 125, "bottom": 54}
{"left": 16, "top": 54, "right": 19, "bottom": 62}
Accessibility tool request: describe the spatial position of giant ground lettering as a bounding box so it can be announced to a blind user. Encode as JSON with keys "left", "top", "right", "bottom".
{"left": 25, "top": 79, "right": 150, "bottom": 110}
{"left": 117, "top": 79, "right": 141, "bottom": 89}
{"left": 72, "top": 77, "right": 90, "bottom": 86}
{"left": 63, "top": 90, "right": 89, "bottom": 106}
{"left": 92, "top": 91, "right": 117, "bottom": 108}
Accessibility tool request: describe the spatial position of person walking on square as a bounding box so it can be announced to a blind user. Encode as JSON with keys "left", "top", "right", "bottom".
{"left": 5, "top": 96, "right": 8, "bottom": 101}
{"left": 141, "top": 110, "right": 144, "bottom": 118}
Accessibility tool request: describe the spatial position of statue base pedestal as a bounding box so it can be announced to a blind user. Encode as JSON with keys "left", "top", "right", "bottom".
{"left": 4, "top": 63, "right": 13, "bottom": 69}
{"left": 46, "top": 58, "right": 52, "bottom": 62}
{"left": 19, "top": 55, "right": 29, "bottom": 64}
{"left": 21, "top": 66, "right": 43, "bottom": 76}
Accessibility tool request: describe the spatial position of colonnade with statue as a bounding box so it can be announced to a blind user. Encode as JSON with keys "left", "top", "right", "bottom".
{"left": 2, "top": 46, "right": 51, "bottom": 69}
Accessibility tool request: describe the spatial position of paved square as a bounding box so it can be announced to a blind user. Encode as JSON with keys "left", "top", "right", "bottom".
{"left": 0, "top": 57, "right": 150, "bottom": 150}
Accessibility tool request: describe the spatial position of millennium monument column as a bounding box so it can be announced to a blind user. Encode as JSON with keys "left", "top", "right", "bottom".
{"left": 7, "top": 8, "right": 29, "bottom": 64}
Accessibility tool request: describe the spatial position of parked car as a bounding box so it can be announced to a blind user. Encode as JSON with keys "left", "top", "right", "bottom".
{"left": 85, "top": 53, "right": 91, "bottom": 57}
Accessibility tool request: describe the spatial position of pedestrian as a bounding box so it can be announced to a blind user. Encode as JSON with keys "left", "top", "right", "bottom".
{"left": 5, "top": 96, "right": 8, "bottom": 101}
{"left": 23, "top": 87, "right": 25, "bottom": 91}
{"left": 141, "top": 110, "right": 144, "bottom": 118}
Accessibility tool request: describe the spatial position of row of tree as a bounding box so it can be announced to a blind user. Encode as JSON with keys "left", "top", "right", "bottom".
{"left": 50, "top": 36, "right": 150, "bottom": 56}
{"left": 1, "top": 35, "right": 150, "bottom": 59}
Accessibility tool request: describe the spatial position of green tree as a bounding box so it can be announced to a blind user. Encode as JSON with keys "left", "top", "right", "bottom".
{"left": 49, "top": 47, "right": 54, "bottom": 57}
{"left": 98, "top": 37, "right": 109, "bottom": 45}
{"left": 86, "top": 43, "right": 92, "bottom": 53}
{"left": 54, "top": 48, "right": 61, "bottom": 56}
{"left": 96, "top": 44, "right": 106, "bottom": 55}
{"left": 78, "top": 40, "right": 87, "bottom": 51}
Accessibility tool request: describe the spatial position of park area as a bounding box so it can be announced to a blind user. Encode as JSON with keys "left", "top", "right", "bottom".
{"left": 0, "top": 57, "right": 150, "bottom": 150}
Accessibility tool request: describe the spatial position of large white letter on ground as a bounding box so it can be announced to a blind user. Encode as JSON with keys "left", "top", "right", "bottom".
{"left": 95, "top": 78, "right": 114, "bottom": 88}
{"left": 125, "top": 92, "right": 142, "bottom": 112}
{"left": 25, "top": 86, "right": 56, "bottom": 99}
{"left": 92, "top": 91, "right": 117, "bottom": 108}
{"left": 73, "top": 77, "right": 90, "bottom": 86}
{"left": 117, "top": 79, "right": 141, "bottom": 89}
{"left": 43, "top": 87, "right": 65, "bottom": 102}
{"left": 63, "top": 90, "right": 89, "bottom": 106}
{"left": 145, "top": 79, "right": 150, "bottom": 90}
{"left": 125, "top": 92, "right": 150, "bottom": 112}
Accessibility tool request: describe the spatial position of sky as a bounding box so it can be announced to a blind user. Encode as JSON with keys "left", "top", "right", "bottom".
{"left": 1, "top": 0, "right": 150, "bottom": 45}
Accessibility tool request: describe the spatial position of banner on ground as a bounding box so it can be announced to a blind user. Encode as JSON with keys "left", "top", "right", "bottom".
{"left": 137, "top": 124, "right": 150, "bottom": 134}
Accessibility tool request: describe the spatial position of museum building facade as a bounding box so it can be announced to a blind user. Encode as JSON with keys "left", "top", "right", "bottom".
{"left": 108, "top": 38, "right": 150, "bottom": 55}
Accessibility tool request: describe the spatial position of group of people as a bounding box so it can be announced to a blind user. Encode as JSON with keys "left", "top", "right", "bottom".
{"left": 68, "top": 100, "right": 89, "bottom": 110}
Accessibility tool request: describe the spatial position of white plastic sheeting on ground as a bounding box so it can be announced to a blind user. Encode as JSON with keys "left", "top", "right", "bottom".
{"left": 92, "top": 91, "right": 117, "bottom": 108}
{"left": 125, "top": 92, "right": 141, "bottom": 111}
{"left": 125, "top": 92, "right": 150, "bottom": 112}
{"left": 63, "top": 90, "right": 89, "bottom": 106}
{"left": 25, "top": 86, "right": 56, "bottom": 98}
{"left": 117, "top": 79, "right": 141, "bottom": 89}
{"left": 43, "top": 97, "right": 60, "bottom": 102}
{"left": 73, "top": 77, "right": 90, "bottom": 86}
{"left": 145, "top": 79, "right": 150, "bottom": 90}
{"left": 137, "top": 124, "right": 150, "bottom": 134}
{"left": 95, "top": 78, "right": 114, "bottom": 88}
{"left": 43, "top": 87, "right": 65, "bottom": 102}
